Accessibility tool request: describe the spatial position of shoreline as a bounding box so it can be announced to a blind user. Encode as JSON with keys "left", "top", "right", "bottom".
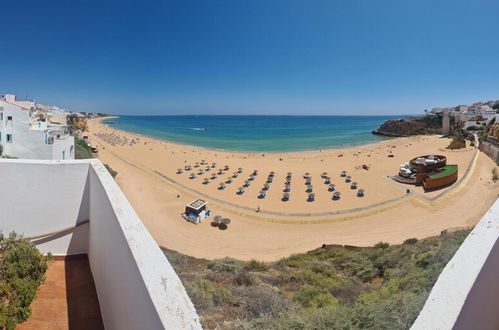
{"left": 87, "top": 116, "right": 498, "bottom": 261}
{"left": 98, "top": 115, "right": 397, "bottom": 155}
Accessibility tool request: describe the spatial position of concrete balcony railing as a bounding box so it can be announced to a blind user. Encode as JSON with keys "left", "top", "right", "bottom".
{"left": 0, "top": 159, "right": 201, "bottom": 330}
{"left": 412, "top": 198, "right": 499, "bottom": 329}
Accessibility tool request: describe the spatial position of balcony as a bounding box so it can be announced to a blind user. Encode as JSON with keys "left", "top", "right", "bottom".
{"left": 0, "top": 159, "right": 201, "bottom": 329}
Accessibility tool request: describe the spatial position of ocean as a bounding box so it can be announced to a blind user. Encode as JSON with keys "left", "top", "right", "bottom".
{"left": 102, "top": 115, "right": 402, "bottom": 152}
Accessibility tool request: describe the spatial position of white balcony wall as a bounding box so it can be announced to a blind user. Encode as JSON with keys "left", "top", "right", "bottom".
{"left": 412, "top": 198, "right": 499, "bottom": 330}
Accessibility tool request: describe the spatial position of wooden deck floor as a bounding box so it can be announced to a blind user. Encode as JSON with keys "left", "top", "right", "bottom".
{"left": 17, "top": 255, "right": 104, "bottom": 330}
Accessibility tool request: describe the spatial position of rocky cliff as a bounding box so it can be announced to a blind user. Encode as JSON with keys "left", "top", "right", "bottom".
{"left": 67, "top": 115, "right": 88, "bottom": 133}
{"left": 372, "top": 116, "right": 442, "bottom": 137}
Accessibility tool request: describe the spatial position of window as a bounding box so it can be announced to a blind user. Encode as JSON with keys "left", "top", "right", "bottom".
{"left": 7, "top": 116, "right": 12, "bottom": 121}
{"left": 6, "top": 134, "right": 12, "bottom": 143}
{"left": 0, "top": 112, "right": 3, "bottom": 120}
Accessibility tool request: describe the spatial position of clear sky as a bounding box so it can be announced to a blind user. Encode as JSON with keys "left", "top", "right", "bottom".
{"left": 1, "top": 0, "right": 498, "bottom": 115}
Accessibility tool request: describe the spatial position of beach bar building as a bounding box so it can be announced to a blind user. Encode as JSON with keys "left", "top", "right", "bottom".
{"left": 393, "top": 155, "right": 458, "bottom": 190}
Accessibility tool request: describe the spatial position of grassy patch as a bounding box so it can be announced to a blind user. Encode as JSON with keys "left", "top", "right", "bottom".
{"left": 74, "top": 139, "right": 92, "bottom": 159}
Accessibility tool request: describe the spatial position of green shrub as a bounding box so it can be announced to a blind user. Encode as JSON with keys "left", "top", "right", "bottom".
{"left": 492, "top": 167, "right": 498, "bottom": 182}
{"left": 185, "top": 279, "right": 232, "bottom": 311}
{"left": 233, "top": 271, "right": 255, "bottom": 286}
{"left": 233, "top": 286, "right": 291, "bottom": 318}
{"left": 374, "top": 242, "right": 390, "bottom": 249}
{"left": 0, "top": 232, "right": 52, "bottom": 329}
{"left": 404, "top": 238, "right": 418, "bottom": 245}
{"left": 104, "top": 164, "right": 118, "bottom": 178}
{"left": 244, "top": 259, "right": 269, "bottom": 272}
{"left": 207, "top": 257, "right": 244, "bottom": 273}
{"left": 293, "top": 285, "right": 338, "bottom": 308}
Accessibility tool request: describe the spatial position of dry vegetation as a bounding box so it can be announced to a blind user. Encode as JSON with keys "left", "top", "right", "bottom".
{"left": 162, "top": 229, "right": 469, "bottom": 329}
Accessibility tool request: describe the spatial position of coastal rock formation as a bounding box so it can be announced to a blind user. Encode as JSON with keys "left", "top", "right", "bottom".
{"left": 68, "top": 115, "right": 88, "bottom": 132}
{"left": 372, "top": 116, "right": 442, "bottom": 137}
{"left": 447, "top": 137, "right": 466, "bottom": 150}
{"left": 479, "top": 118, "right": 499, "bottom": 163}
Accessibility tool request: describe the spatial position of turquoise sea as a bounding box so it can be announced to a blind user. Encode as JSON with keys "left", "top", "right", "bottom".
{"left": 102, "top": 115, "right": 402, "bottom": 152}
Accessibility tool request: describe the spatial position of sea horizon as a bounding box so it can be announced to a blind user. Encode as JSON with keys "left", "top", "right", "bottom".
{"left": 102, "top": 114, "right": 405, "bottom": 152}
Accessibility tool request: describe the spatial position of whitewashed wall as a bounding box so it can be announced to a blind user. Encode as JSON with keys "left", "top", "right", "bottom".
{"left": 0, "top": 160, "right": 89, "bottom": 254}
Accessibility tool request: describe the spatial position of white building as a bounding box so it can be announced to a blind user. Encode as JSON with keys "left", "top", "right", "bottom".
{"left": 3, "top": 93, "right": 35, "bottom": 109}
{"left": 0, "top": 98, "right": 74, "bottom": 159}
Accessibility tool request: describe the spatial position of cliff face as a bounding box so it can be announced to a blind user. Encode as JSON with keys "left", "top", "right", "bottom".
{"left": 67, "top": 115, "right": 88, "bottom": 132}
{"left": 485, "top": 123, "right": 499, "bottom": 140}
{"left": 372, "top": 116, "right": 442, "bottom": 137}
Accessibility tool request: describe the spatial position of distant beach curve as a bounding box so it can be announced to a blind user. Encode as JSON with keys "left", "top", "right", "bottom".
{"left": 102, "top": 115, "right": 401, "bottom": 152}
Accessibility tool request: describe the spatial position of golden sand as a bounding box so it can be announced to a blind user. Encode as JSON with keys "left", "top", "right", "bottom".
{"left": 88, "top": 117, "right": 498, "bottom": 261}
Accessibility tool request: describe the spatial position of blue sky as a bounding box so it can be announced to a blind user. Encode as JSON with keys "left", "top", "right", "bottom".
{"left": 1, "top": 0, "right": 498, "bottom": 115}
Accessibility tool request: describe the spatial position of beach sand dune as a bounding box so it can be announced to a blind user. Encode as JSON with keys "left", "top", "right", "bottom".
{"left": 88, "top": 117, "right": 498, "bottom": 261}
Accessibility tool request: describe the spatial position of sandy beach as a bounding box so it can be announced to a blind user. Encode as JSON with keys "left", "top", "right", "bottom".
{"left": 88, "top": 117, "right": 498, "bottom": 261}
